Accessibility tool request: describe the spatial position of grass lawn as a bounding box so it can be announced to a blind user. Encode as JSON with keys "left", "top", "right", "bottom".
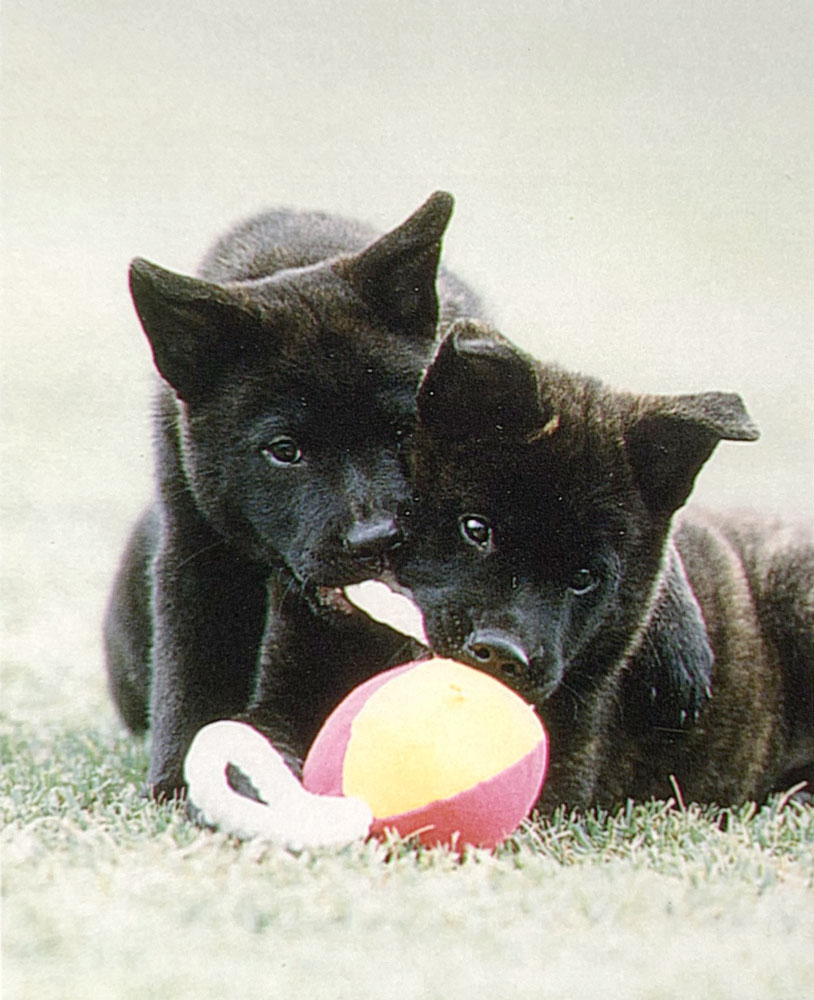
{"left": 3, "top": 697, "right": 813, "bottom": 999}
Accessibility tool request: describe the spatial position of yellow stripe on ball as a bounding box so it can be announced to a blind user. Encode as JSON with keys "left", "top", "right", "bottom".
{"left": 341, "top": 658, "right": 544, "bottom": 818}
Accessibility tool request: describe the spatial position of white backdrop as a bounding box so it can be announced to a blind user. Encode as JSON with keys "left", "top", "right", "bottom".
{"left": 3, "top": 1, "right": 812, "bottom": 675}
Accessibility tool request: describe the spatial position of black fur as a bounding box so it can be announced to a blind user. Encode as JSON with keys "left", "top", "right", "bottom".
{"left": 394, "top": 320, "right": 814, "bottom": 811}
{"left": 104, "top": 193, "right": 482, "bottom": 798}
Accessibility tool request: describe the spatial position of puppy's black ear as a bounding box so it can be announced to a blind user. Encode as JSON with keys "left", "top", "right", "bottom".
{"left": 624, "top": 391, "right": 759, "bottom": 514}
{"left": 417, "top": 319, "right": 542, "bottom": 436}
{"left": 335, "top": 191, "right": 453, "bottom": 339}
{"left": 129, "top": 258, "right": 261, "bottom": 403}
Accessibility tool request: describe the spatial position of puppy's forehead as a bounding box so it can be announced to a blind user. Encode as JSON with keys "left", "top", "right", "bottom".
{"left": 221, "top": 304, "right": 424, "bottom": 431}
{"left": 418, "top": 375, "right": 628, "bottom": 513}
{"left": 531, "top": 365, "right": 617, "bottom": 431}
{"left": 236, "top": 345, "right": 420, "bottom": 424}
{"left": 248, "top": 268, "right": 424, "bottom": 362}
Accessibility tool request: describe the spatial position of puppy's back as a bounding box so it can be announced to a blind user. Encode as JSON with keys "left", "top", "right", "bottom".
{"left": 675, "top": 509, "right": 814, "bottom": 797}
{"left": 714, "top": 512, "right": 813, "bottom": 787}
{"left": 198, "top": 208, "right": 378, "bottom": 282}
{"left": 198, "top": 206, "right": 484, "bottom": 325}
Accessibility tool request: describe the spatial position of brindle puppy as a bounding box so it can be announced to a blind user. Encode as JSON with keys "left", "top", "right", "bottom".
{"left": 393, "top": 321, "right": 814, "bottom": 811}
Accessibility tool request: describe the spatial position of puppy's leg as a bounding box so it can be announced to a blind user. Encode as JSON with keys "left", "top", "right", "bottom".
{"left": 104, "top": 507, "right": 158, "bottom": 733}
{"left": 146, "top": 522, "right": 269, "bottom": 798}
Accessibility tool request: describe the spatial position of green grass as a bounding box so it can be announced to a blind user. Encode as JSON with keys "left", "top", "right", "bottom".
{"left": 3, "top": 712, "right": 813, "bottom": 1000}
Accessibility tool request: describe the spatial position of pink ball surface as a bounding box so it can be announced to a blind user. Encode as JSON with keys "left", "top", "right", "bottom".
{"left": 302, "top": 658, "right": 548, "bottom": 849}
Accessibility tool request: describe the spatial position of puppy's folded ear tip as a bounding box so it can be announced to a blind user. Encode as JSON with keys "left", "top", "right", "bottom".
{"left": 724, "top": 395, "right": 760, "bottom": 442}
{"left": 447, "top": 318, "right": 512, "bottom": 358}
{"left": 700, "top": 392, "right": 761, "bottom": 442}
{"left": 448, "top": 316, "right": 486, "bottom": 338}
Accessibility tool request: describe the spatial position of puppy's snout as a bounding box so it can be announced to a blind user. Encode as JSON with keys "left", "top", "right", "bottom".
{"left": 343, "top": 517, "right": 402, "bottom": 562}
{"left": 463, "top": 629, "right": 531, "bottom": 680}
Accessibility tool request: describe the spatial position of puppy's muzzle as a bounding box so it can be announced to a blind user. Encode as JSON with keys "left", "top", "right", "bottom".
{"left": 463, "top": 629, "right": 532, "bottom": 681}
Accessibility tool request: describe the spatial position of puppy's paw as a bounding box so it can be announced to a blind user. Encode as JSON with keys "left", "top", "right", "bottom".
{"left": 184, "top": 720, "right": 372, "bottom": 850}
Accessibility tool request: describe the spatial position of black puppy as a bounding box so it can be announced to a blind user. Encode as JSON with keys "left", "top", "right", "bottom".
{"left": 104, "top": 193, "right": 482, "bottom": 798}
{"left": 394, "top": 321, "right": 814, "bottom": 811}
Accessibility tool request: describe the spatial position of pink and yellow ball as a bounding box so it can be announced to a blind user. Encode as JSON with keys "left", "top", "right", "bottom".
{"left": 302, "top": 658, "right": 548, "bottom": 849}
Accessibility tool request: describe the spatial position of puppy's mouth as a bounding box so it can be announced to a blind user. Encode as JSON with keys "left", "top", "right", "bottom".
{"left": 314, "top": 585, "right": 358, "bottom": 615}
{"left": 316, "top": 580, "right": 429, "bottom": 647}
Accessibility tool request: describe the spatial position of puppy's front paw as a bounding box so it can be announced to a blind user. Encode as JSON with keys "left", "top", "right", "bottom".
{"left": 184, "top": 720, "right": 372, "bottom": 849}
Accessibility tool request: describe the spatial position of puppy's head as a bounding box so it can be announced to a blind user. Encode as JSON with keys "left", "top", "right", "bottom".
{"left": 394, "top": 320, "right": 759, "bottom": 704}
{"left": 129, "top": 193, "right": 456, "bottom": 589}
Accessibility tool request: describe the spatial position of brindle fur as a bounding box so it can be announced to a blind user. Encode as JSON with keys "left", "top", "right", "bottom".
{"left": 394, "top": 321, "right": 814, "bottom": 812}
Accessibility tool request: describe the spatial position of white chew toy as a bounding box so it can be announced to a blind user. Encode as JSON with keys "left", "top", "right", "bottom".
{"left": 183, "top": 581, "right": 427, "bottom": 848}
{"left": 184, "top": 720, "right": 372, "bottom": 849}
{"left": 342, "top": 580, "right": 429, "bottom": 645}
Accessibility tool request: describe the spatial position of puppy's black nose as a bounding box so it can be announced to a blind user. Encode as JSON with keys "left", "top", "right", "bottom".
{"left": 343, "top": 517, "right": 401, "bottom": 562}
{"left": 464, "top": 629, "right": 531, "bottom": 680}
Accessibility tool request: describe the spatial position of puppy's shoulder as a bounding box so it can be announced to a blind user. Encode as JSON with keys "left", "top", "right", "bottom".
{"left": 677, "top": 507, "right": 814, "bottom": 606}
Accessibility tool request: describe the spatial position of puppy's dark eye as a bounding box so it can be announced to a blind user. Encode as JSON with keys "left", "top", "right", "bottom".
{"left": 262, "top": 436, "right": 303, "bottom": 466}
{"left": 568, "top": 567, "right": 598, "bottom": 595}
{"left": 459, "top": 515, "right": 493, "bottom": 550}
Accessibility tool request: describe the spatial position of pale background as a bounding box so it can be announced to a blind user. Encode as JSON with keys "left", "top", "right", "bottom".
{"left": 2, "top": 0, "right": 812, "bottom": 721}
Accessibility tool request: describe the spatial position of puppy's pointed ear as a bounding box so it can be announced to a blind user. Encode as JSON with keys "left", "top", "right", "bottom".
{"left": 129, "top": 258, "right": 261, "bottom": 402}
{"left": 417, "top": 320, "right": 542, "bottom": 436}
{"left": 334, "top": 191, "right": 454, "bottom": 339}
{"left": 624, "top": 391, "right": 759, "bottom": 514}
